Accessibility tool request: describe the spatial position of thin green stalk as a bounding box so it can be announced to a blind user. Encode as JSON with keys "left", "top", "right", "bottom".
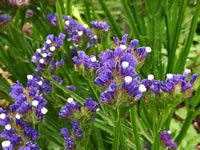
{"left": 175, "top": 109, "right": 200, "bottom": 145}
{"left": 97, "top": 0, "right": 122, "bottom": 38}
{"left": 56, "top": 0, "right": 65, "bottom": 33}
{"left": 130, "top": 106, "right": 142, "bottom": 150}
{"left": 175, "top": 0, "right": 200, "bottom": 73}
{"left": 83, "top": 0, "right": 92, "bottom": 25}
{"left": 167, "top": 0, "right": 188, "bottom": 73}
{"left": 112, "top": 118, "right": 121, "bottom": 150}
{"left": 65, "top": 0, "right": 72, "bottom": 17}
{"left": 151, "top": 123, "right": 160, "bottom": 150}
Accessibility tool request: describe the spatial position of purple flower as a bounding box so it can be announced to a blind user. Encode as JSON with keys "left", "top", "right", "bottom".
{"left": 100, "top": 81, "right": 117, "bottom": 104}
{"left": 59, "top": 100, "right": 80, "bottom": 118}
{"left": 19, "top": 141, "right": 41, "bottom": 150}
{"left": 66, "top": 85, "right": 76, "bottom": 91}
{"left": 84, "top": 98, "right": 99, "bottom": 112}
{"left": 94, "top": 69, "right": 114, "bottom": 87}
{"left": 53, "top": 75, "right": 63, "bottom": 85}
{"left": 135, "top": 47, "right": 151, "bottom": 59}
{"left": 160, "top": 131, "right": 177, "bottom": 149}
{"left": 90, "top": 21, "right": 110, "bottom": 32}
{"left": 61, "top": 128, "right": 69, "bottom": 137}
{"left": 1, "top": 140, "right": 13, "bottom": 150}
{"left": 119, "top": 34, "right": 128, "bottom": 45}
{"left": 190, "top": 73, "right": 198, "bottom": 84}
{"left": 0, "top": 14, "right": 11, "bottom": 25}
{"left": 64, "top": 137, "right": 75, "bottom": 149}
{"left": 23, "top": 126, "right": 40, "bottom": 140}
{"left": 72, "top": 120, "right": 83, "bottom": 138}
{"left": 26, "top": 10, "right": 34, "bottom": 18}
{"left": 9, "top": 81, "right": 24, "bottom": 99}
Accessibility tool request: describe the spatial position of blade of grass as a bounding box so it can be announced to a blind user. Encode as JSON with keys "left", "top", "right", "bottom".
{"left": 175, "top": 0, "right": 200, "bottom": 73}
{"left": 97, "top": 0, "right": 122, "bottom": 38}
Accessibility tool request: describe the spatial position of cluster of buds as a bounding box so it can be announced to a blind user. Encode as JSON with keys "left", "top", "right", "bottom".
{"left": 90, "top": 21, "right": 110, "bottom": 32}
{"left": 142, "top": 69, "right": 198, "bottom": 95}
{"left": 0, "top": 74, "right": 51, "bottom": 149}
{"left": 73, "top": 34, "right": 151, "bottom": 108}
{"left": 47, "top": 13, "right": 98, "bottom": 49}
{"left": 31, "top": 33, "right": 65, "bottom": 72}
{"left": 59, "top": 97, "right": 99, "bottom": 149}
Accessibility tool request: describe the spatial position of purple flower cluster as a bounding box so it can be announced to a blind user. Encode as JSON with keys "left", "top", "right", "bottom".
{"left": 142, "top": 69, "right": 198, "bottom": 95}
{"left": 160, "top": 131, "right": 177, "bottom": 149}
{"left": 0, "top": 108, "right": 40, "bottom": 150}
{"left": 73, "top": 51, "right": 99, "bottom": 73}
{"left": 0, "top": 14, "right": 11, "bottom": 25}
{"left": 73, "top": 34, "right": 150, "bottom": 104}
{"left": 61, "top": 128, "right": 75, "bottom": 150}
{"left": 90, "top": 21, "right": 110, "bottom": 32}
{"left": 10, "top": 74, "right": 50, "bottom": 120}
{"left": 47, "top": 13, "right": 97, "bottom": 48}
{"left": 31, "top": 33, "right": 65, "bottom": 72}
{"left": 59, "top": 98, "right": 80, "bottom": 118}
{"left": 60, "top": 98, "right": 99, "bottom": 149}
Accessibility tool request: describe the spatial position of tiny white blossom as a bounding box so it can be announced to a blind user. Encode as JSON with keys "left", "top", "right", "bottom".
{"left": 15, "top": 113, "right": 21, "bottom": 119}
{"left": 37, "top": 81, "right": 43, "bottom": 86}
{"left": 32, "top": 100, "right": 39, "bottom": 107}
{"left": 139, "top": 84, "right": 146, "bottom": 92}
{"left": 36, "top": 49, "right": 41, "bottom": 53}
{"left": 27, "top": 75, "right": 33, "bottom": 80}
{"left": 41, "top": 107, "right": 48, "bottom": 114}
{"left": 46, "top": 39, "right": 51, "bottom": 44}
{"left": 148, "top": 74, "right": 154, "bottom": 80}
{"left": 50, "top": 46, "right": 55, "bottom": 52}
{"left": 83, "top": 24, "right": 88, "bottom": 28}
{"left": 78, "top": 31, "right": 83, "bottom": 36}
{"left": 2, "top": 141, "right": 11, "bottom": 148}
{"left": 0, "top": 113, "right": 6, "bottom": 119}
{"left": 90, "top": 56, "right": 97, "bottom": 62}
{"left": 122, "top": 61, "right": 129, "bottom": 69}
{"left": 120, "top": 44, "right": 127, "bottom": 50}
{"left": 67, "top": 98, "right": 74, "bottom": 103}
{"left": 166, "top": 73, "right": 173, "bottom": 79}
{"left": 96, "top": 108, "right": 100, "bottom": 112}
{"left": 65, "top": 20, "right": 70, "bottom": 26}
{"left": 146, "top": 47, "right": 152, "bottom": 53}
{"left": 39, "top": 59, "right": 44, "bottom": 64}
{"left": 184, "top": 68, "right": 191, "bottom": 74}
{"left": 124, "top": 76, "right": 132, "bottom": 85}
{"left": 42, "top": 53, "right": 47, "bottom": 58}
{"left": 5, "top": 124, "right": 11, "bottom": 130}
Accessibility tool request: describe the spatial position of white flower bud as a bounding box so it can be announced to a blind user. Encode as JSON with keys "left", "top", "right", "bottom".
{"left": 42, "top": 53, "right": 47, "bottom": 58}
{"left": 15, "top": 113, "right": 21, "bottom": 119}
{"left": 67, "top": 98, "right": 74, "bottom": 103}
{"left": 39, "top": 59, "right": 44, "bottom": 64}
{"left": 148, "top": 74, "right": 154, "bottom": 80}
{"left": 50, "top": 46, "right": 55, "bottom": 52}
{"left": 27, "top": 75, "right": 33, "bottom": 80}
{"left": 78, "top": 31, "right": 83, "bottom": 36}
{"left": 46, "top": 39, "right": 51, "bottom": 44}
{"left": 90, "top": 56, "right": 97, "bottom": 62}
{"left": 5, "top": 124, "right": 11, "bottom": 130}
{"left": 65, "top": 20, "right": 70, "bottom": 26}
{"left": 41, "top": 107, "right": 48, "bottom": 114}
{"left": 124, "top": 76, "right": 132, "bottom": 85}
{"left": 36, "top": 49, "right": 41, "bottom": 53}
{"left": 184, "top": 68, "right": 191, "bottom": 74}
{"left": 32, "top": 100, "right": 39, "bottom": 107}
{"left": 139, "top": 84, "right": 146, "bottom": 92}
{"left": 37, "top": 81, "right": 43, "bottom": 86}
{"left": 146, "top": 47, "right": 152, "bottom": 53}
{"left": 122, "top": 61, "right": 129, "bottom": 69}
{"left": 0, "top": 113, "right": 6, "bottom": 119}
{"left": 2, "top": 141, "right": 11, "bottom": 147}
{"left": 83, "top": 24, "right": 88, "bottom": 28}
{"left": 120, "top": 44, "right": 127, "bottom": 50}
{"left": 166, "top": 73, "right": 173, "bottom": 79}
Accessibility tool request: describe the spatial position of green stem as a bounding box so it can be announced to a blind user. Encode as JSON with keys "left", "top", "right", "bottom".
{"left": 175, "top": 109, "right": 200, "bottom": 145}
{"left": 112, "top": 118, "right": 121, "bottom": 150}
{"left": 130, "top": 106, "right": 142, "bottom": 150}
